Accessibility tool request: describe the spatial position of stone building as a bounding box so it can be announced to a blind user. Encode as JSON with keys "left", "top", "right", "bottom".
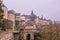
{"left": 21, "top": 11, "right": 37, "bottom": 22}
{"left": 15, "top": 13, "right": 20, "bottom": 27}
{"left": 8, "top": 10, "right": 15, "bottom": 22}
{"left": 3, "top": 10, "right": 15, "bottom": 30}
{"left": 19, "top": 21, "right": 36, "bottom": 40}
{"left": 15, "top": 13, "right": 20, "bottom": 21}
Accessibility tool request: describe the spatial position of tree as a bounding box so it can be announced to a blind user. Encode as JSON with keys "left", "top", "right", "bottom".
{"left": 0, "top": 1, "right": 5, "bottom": 31}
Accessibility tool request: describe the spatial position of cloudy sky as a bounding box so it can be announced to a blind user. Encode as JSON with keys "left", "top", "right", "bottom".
{"left": 3, "top": 0, "right": 60, "bottom": 21}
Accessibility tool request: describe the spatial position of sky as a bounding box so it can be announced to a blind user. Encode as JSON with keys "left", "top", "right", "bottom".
{"left": 3, "top": 0, "right": 60, "bottom": 21}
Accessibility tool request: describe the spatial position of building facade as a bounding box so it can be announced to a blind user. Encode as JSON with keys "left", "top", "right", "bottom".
{"left": 7, "top": 10, "right": 15, "bottom": 30}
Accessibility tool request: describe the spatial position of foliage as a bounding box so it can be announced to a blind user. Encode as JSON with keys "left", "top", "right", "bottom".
{"left": 34, "top": 33, "right": 42, "bottom": 40}
{"left": 0, "top": 9, "right": 4, "bottom": 13}
{"left": 0, "top": 6, "right": 5, "bottom": 31}
{"left": 15, "top": 20, "right": 19, "bottom": 27}
{"left": 36, "top": 21, "right": 60, "bottom": 40}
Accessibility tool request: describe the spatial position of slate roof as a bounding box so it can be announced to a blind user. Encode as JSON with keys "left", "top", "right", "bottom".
{"left": 22, "top": 15, "right": 31, "bottom": 19}
{"left": 8, "top": 10, "right": 15, "bottom": 14}
{"left": 22, "top": 11, "right": 37, "bottom": 19}
{"left": 2, "top": 4, "right": 7, "bottom": 8}
{"left": 15, "top": 13, "right": 20, "bottom": 17}
{"left": 26, "top": 21, "right": 34, "bottom": 26}
{"left": 31, "top": 10, "right": 37, "bottom": 18}
{"left": 22, "top": 14, "right": 37, "bottom": 19}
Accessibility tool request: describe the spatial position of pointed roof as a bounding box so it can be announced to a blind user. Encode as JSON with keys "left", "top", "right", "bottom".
{"left": 31, "top": 10, "right": 34, "bottom": 15}
{"left": 31, "top": 10, "right": 37, "bottom": 19}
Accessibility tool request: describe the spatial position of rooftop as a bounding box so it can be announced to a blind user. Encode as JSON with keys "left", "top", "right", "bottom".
{"left": 15, "top": 13, "right": 20, "bottom": 17}
{"left": 8, "top": 10, "right": 15, "bottom": 14}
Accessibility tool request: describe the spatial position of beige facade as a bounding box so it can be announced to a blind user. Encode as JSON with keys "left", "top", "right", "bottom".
{"left": 20, "top": 16, "right": 25, "bottom": 20}
{"left": 7, "top": 12, "right": 15, "bottom": 30}
{"left": 7, "top": 13, "right": 15, "bottom": 22}
{"left": 39, "top": 20, "right": 50, "bottom": 25}
{"left": 15, "top": 17, "right": 20, "bottom": 21}
{"left": 25, "top": 19, "right": 31, "bottom": 22}
{"left": 20, "top": 16, "right": 31, "bottom": 22}
{"left": 15, "top": 13, "right": 20, "bottom": 21}
{"left": 22, "top": 26, "right": 35, "bottom": 40}
{"left": 35, "top": 17, "right": 40, "bottom": 24}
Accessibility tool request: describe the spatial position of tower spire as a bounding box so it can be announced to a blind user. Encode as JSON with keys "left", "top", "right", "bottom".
{"left": 31, "top": 10, "right": 34, "bottom": 15}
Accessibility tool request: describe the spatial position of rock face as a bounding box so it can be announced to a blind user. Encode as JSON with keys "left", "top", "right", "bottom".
{"left": 4, "top": 19, "right": 13, "bottom": 30}
{"left": 0, "top": 32, "right": 13, "bottom": 40}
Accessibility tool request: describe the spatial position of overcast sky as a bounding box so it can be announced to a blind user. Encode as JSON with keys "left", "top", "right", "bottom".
{"left": 3, "top": 0, "right": 60, "bottom": 21}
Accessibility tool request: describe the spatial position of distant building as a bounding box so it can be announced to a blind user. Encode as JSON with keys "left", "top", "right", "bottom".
{"left": 35, "top": 16, "right": 40, "bottom": 24}
{"left": 39, "top": 20, "right": 50, "bottom": 26}
{"left": 20, "top": 15, "right": 25, "bottom": 21}
{"left": 21, "top": 11, "right": 37, "bottom": 22}
{"left": 15, "top": 13, "right": 20, "bottom": 21}
{"left": 15, "top": 13, "right": 21, "bottom": 27}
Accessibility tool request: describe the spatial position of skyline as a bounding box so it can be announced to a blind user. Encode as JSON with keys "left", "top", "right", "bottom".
{"left": 3, "top": 0, "right": 60, "bottom": 21}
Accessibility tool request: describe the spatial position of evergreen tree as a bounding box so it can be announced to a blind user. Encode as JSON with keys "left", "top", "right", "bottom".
{"left": 0, "top": 0, "right": 5, "bottom": 31}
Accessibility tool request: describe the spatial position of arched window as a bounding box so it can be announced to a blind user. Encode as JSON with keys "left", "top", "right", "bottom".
{"left": 26, "top": 34, "right": 30, "bottom": 40}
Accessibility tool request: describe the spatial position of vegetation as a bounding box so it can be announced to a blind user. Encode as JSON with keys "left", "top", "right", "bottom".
{"left": 15, "top": 20, "right": 19, "bottom": 27}
{"left": 0, "top": 4, "right": 5, "bottom": 31}
{"left": 36, "top": 21, "right": 60, "bottom": 40}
